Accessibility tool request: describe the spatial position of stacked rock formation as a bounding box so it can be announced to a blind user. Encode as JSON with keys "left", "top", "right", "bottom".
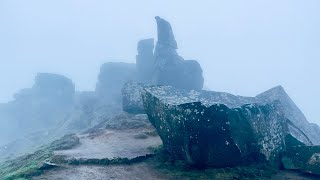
{"left": 122, "top": 17, "right": 205, "bottom": 114}
{"left": 152, "top": 16, "right": 204, "bottom": 91}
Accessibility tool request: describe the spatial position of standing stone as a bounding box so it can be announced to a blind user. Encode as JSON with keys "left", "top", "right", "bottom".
{"left": 152, "top": 16, "right": 204, "bottom": 91}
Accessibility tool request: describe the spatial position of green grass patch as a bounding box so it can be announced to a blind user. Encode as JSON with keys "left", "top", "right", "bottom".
{"left": 0, "top": 134, "right": 79, "bottom": 180}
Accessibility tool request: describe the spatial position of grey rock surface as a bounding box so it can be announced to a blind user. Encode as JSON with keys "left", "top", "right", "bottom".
{"left": 95, "top": 62, "right": 136, "bottom": 102}
{"left": 136, "top": 39, "right": 155, "bottom": 84}
{"left": 0, "top": 73, "right": 75, "bottom": 146}
{"left": 256, "top": 86, "right": 320, "bottom": 145}
{"left": 141, "top": 85, "right": 313, "bottom": 167}
{"left": 152, "top": 17, "right": 204, "bottom": 91}
{"left": 122, "top": 81, "right": 145, "bottom": 114}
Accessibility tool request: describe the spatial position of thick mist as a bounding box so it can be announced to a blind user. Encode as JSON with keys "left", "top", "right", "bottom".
{"left": 0, "top": 0, "right": 319, "bottom": 126}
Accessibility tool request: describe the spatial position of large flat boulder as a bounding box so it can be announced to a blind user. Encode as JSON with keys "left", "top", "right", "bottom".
{"left": 141, "top": 85, "right": 311, "bottom": 167}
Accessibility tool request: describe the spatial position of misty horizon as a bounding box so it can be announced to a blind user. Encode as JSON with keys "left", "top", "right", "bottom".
{"left": 0, "top": 0, "right": 319, "bottom": 124}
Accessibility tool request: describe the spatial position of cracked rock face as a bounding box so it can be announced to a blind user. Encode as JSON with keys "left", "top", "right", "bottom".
{"left": 141, "top": 85, "right": 311, "bottom": 167}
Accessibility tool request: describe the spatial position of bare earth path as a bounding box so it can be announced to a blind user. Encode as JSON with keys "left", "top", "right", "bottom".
{"left": 32, "top": 114, "right": 320, "bottom": 180}
{"left": 54, "top": 129, "right": 162, "bottom": 160}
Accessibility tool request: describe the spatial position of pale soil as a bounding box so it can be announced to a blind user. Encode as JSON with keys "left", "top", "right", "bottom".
{"left": 54, "top": 129, "right": 162, "bottom": 160}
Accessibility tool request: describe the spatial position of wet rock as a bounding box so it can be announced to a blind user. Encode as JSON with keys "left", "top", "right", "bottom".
{"left": 284, "top": 120, "right": 312, "bottom": 148}
{"left": 95, "top": 62, "right": 136, "bottom": 102}
{"left": 136, "top": 39, "right": 155, "bottom": 84}
{"left": 141, "top": 85, "right": 310, "bottom": 167}
{"left": 282, "top": 146, "right": 320, "bottom": 175}
{"left": 122, "top": 81, "right": 145, "bottom": 114}
{"left": 256, "top": 85, "right": 320, "bottom": 145}
{"left": 152, "top": 17, "right": 204, "bottom": 90}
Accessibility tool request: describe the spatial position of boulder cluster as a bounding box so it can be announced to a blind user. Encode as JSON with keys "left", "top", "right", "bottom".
{"left": 119, "top": 17, "right": 320, "bottom": 175}
{"left": 1, "top": 16, "right": 319, "bottom": 176}
{"left": 97, "top": 16, "right": 204, "bottom": 104}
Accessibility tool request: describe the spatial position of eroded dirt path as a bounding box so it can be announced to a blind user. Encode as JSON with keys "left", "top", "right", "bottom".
{"left": 54, "top": 129, "right": 162, "bottom": 160}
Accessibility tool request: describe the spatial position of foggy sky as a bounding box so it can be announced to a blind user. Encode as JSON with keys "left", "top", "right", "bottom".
{"left": 0, "top": 0, "right": 319, "bottom": 124}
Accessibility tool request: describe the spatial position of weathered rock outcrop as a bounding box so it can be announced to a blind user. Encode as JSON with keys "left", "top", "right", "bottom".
{"left": 152, "top": 17, "right": 204, "bottom": 91}
{"left": 121, "top": 17, "right": 204, "bottom": 114}
{"left": 0, "top": 73, "right": 75, "bottom": 146}
{"left": 141, "top": 85, "right": 312, "bottom": 167}
{"left": 282, "top": 146, "right": 320, "bottom": 175}
{"left": 11, "top": 73, "right": 75, "bottom": 126}
{"left": 136, "top": 39, "right": 155, "bottom": 84}
{"left": 95, "top": 62, "right": 136, "bottom": 102}
{"left": 32, "top": 73, "right": 75, "bottom": 102}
